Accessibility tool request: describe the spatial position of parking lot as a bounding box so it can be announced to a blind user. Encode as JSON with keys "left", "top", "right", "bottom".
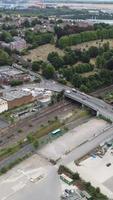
{"left": 0, "top": 154, "right": 61, "bottom": 200}
{"left": 38, "top": 118, "right": 109, "bottom": 161}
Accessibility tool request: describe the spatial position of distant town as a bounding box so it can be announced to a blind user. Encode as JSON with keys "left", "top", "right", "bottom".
{"left": 1, "top": 0, "right": 113, "bottom": 9}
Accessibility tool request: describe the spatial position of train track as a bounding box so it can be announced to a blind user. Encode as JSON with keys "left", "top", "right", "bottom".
{"left": 31, "top": 101, "right": 71, "bottom": 123}
{"left": 0, "top": 101, "right": 73, "bottom": 148}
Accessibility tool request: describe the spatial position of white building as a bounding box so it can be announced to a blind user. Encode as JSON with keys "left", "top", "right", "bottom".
{"left": 0, "top": 98, "right": 8, "bottom": 113}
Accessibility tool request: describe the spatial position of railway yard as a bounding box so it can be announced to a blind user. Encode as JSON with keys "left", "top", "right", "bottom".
{"left": 0, "top": 100, "right": 89, "bottom": 148}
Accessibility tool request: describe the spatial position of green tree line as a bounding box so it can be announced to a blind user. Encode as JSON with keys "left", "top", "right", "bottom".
{"left": 25, "top": 31, "right": 54, "bottom": 47}
{"left": 58, "top": 28, "right": 113, "bottom": 48}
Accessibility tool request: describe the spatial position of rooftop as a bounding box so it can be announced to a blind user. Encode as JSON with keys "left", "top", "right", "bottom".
{"left": 3, "top": 89, "right": 31, "bottom": 101}
{"left": 0, "top": 98, "right": 7, "bottom": 104}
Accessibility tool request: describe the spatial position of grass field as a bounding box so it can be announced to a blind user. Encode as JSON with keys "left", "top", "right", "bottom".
{"left": 71, "top": 39, "right": 113, "bottom": 51}
{"left": 23, "top": 44, "right": 64, "bottom": 61}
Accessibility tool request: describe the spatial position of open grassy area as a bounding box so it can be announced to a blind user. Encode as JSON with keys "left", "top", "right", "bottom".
{"left": 81, "top": 71, "right": 96, "bottom": 78}
{"left": 103, "top": 91, "right": 113, "bottom": 103}
{"left": 0, "top": 119, "right": 61, "bottom": 159}
{"left": 23, "top": 44, "right": 64, "bottom": 61}
{"left": 70, "top": 109, "right": 91, "bottom": 120}
{"left": 0, "top": 144, "right": 21, "bottom": 161}
{"left": 71, "top": 39, "right": 113, "bottom": 51}
{"left": 32, "top": 120, "right": 62, "bottom": 139}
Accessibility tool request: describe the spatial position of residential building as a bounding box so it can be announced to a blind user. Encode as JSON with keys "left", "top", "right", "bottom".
{"left": 10, "top": 36, "right": 27, "bottom": 51}
{"left": 0, "top": 98, "right": 8, "bottom": 113}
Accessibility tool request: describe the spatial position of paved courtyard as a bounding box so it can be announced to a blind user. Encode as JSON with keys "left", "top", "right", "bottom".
{"left": 68, "top": 147, "right": 113, "bottom": 199}
{"left": 0, "top": 154, "right": 61, "bottom": 200}
{"left": 38, "top": 118, "right": 109, "bottom": 161}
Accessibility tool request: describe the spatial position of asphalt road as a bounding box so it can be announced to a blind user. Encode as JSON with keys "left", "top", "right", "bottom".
{"left": 38, "top": 80, "right": 113, "bottom": 121}
{"left": 0, "top": 144, "right": 34, "bottom": 170}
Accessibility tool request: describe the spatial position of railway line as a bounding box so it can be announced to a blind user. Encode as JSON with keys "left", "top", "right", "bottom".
{"left": 0, "top": 100, "right": 75, "bottom": 148}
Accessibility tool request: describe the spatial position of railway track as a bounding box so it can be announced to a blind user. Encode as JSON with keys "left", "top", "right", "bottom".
{"left": 0, "top": 100, "right": 74, "bottom": 148}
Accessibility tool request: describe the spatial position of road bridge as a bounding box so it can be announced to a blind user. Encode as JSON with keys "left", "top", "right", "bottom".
{"left": 65, "top": 90, "right": 113, "bottom": 122}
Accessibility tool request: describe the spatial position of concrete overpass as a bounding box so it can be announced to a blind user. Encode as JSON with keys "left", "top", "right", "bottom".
{"left": 65, "top": 90, "right": 113, "bottom": 122}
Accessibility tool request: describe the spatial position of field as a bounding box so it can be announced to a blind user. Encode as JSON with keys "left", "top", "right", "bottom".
{"left": 71, "top": 39, "right": 113, "bottom": 51}
{"left": 23, "top": 44, "right": 64, "bottom": 61}
{"left": 81, "top": 71, "right": 97, "bottom": 78}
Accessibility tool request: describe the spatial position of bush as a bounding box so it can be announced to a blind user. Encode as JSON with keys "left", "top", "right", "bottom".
{"left": 72, "top": 173, "right": 80, "bottom": 180}
{"left": 10, "top": 80, "right": 23, "bottom": 86}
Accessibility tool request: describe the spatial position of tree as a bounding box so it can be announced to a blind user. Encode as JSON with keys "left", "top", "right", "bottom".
{"left": 22, "top": 19, "right": 31, "bottom": 27}
{"left": 10, "top": 29, "right": 18, "bottom": 37}
{"left": 96, "top": 55, "right": 105, "bottom": 68}
{"left": 42, "top": 64, "right": 55, "bottom": 79}
{"left": 103, "top": 42, "right": 110, "bottom": 52}
{"left": 88, "top": 46, "right": 99, "bottom": 58}
{"left": 0, "top": 31, "right": 13, "bottom": 43}
{"left": 105, "top": 57, "right": 113, "bottom": 70}
{"left": 72, "top": 73, "right": 82, "bottom": 88}
{"left": 75, "top": 63, "right": 94, "bottom": 74}
{"left": 80, "top": 85, "right": 89, "bottom": 93}
{"left": 10, "top": 80, "right": 23, "bottom": 87}
{"left": 33, "top": 139, "right": 39, "bottom": 149}
{"left": 58, "top": 27, "right": 113, "bottom": 48}
{"left": 0, "top": 49, "right": 12, "bottom": 65}
{"left": 32, "top": 61, "right": 41, "bottom": 72}
{"left": 47, "top": 52, "right": 64, "bottom": 69}
{"left": 81, "top": 51, "right": 90, "bottom": 63}
{"left": 72, "top": 173, "right": 80, "bottom": 180}
{"left": 25, "top": 31, "right": 53, "bottom": 46}
{"left": 63, "top": 50, "right": 78, "bottom": 65}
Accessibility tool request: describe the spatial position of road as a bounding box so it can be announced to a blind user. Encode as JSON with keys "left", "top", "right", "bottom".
{"left": 65, "top": 91, "right": 113, "bottom": 121}
{"left": 29, "top": 79, "right": 113, "bottom": 121}
{"left": 0, "top": 144, "right": 34, "bottom": 170}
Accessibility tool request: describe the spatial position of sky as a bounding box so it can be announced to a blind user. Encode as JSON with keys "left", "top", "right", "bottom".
{"left": 1, "top": 0, "right": 113, "bottom": 2}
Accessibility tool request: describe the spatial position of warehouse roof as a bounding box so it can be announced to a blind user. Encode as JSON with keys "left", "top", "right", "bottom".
{"left": 3, "top": 89, "right": 31, "bottom": 101}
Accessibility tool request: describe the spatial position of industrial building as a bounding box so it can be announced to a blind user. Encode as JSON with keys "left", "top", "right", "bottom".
{"left": 3, "top": 89, "right": 33, "bottom": 109}
{"left": 0, "top": 86, "right": 52, "bottom": 110}
{"left": 23, "top": 87, "right": 52, "bottom": 106}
